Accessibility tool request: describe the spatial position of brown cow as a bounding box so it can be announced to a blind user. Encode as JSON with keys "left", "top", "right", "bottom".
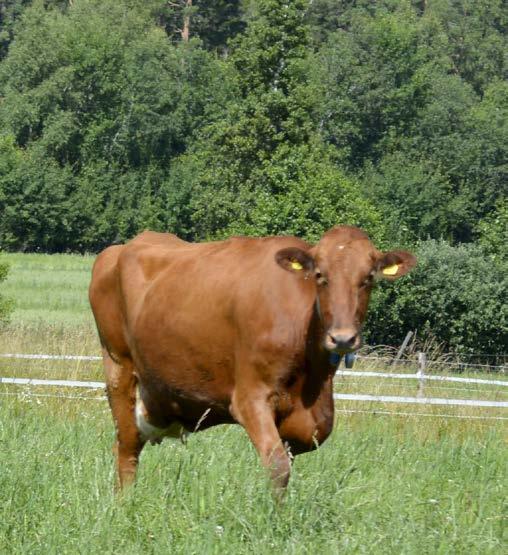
{"left": 89, "top": 226, "right": 416, "bottom": 491}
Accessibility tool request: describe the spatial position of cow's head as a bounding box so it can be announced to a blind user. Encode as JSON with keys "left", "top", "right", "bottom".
{"left": 275, "top": 226, "right": 416, "bottom": 354}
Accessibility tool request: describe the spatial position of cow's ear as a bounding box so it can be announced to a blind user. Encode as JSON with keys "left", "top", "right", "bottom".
{"left": 275, "top": 247, "right": 315, "bottom": 275}
{"left": 376, "top": 250, "right": 417, "bottom": 281}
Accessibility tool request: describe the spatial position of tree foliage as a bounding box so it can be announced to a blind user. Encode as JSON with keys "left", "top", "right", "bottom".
{"left": 0, "top": 0, "right": 31, "bottom": 60}
{"left": 0, "top": 0, "right": 506, "bottom": 353}
{"left": 310, "top": 2, "right": 507, "bottom": 243}
{"left": 0, "top": 0, "right": 231, "bottom": 251}
{"left": 476, "top": 200, "right": 508, "bottom": 262}
{"left": 164, "top": 0, "right": 384, "bottom": 243}
{"left": 155, "top": 0, "right": 245, "bottom": 50}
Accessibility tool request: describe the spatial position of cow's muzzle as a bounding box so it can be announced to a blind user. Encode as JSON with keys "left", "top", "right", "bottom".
{"left": 325, "top": 328, "right": 360, "bottom": 353}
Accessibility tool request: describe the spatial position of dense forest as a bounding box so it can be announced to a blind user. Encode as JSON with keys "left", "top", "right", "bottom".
{"left": 0, "top": 0, "right": 506, "bottom": 355}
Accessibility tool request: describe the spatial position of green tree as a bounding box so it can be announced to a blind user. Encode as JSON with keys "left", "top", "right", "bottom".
{"left": 0, "top": 0, "right": 223, "bottom": 167}
{"left": 363, "top": 76, "right": 508, "bottom": 244}
{"left": 427, "top": 0, "right": 507, "bottom": 95}
{"left": 311, "top": 5, "right": 449, "bottom": 168}
{"left": 166, "top": 0, "right": 383, "bottom": 242}
{"left": 0, "top": 0, "right": 31, "bottom": 60}
{"left": 0, "top": 0, "right": 230, "bottom": 251}
{"left": 312, "top": 3, "right": 507, "bottom": 243}
{"left": 155, "top": 0, "right": 245, "bottom": 50}
{"left": 184, "top": 142, "right": 385, "bottom": 243}
{"left": 0, "top": 135, "right": 75, "bottom": 251}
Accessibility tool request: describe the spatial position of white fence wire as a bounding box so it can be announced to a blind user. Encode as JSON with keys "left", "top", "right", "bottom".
{"left": 332, "top": 393, "right": 507, "bottom": 408}
{"left": 1, "top": 352, "right": 506, "bottom": 370}
{"left": 0, "top": 377, "right": 105, "bottom": 388}
{"left": 355, "top": 354, "right": 507, "bottom": 371}
{"left": 335, "top": 408, "right": 508, "bottom": 421}
{"left": 1, "top": 352, "right": 507, "bottom": 415}
{"left": 0, "top": 353, "right": 101, "bottom": 361}
{"left": 335, "top": 369, "right": 508, "bottom": 387}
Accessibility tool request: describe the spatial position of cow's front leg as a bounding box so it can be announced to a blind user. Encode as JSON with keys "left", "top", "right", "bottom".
{"left": 231, "top": 388, "right": 290, "bottom": 493}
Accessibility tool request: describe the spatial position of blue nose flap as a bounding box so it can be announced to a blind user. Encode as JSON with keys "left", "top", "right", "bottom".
{"left": 329, "top": 352, "right": 342, "bottom": 366}
{"left": 344, "top": 352, "right": 355, "bottom": 368}
{"left": 330, "top": 352, "right": 355, "bottom": 368}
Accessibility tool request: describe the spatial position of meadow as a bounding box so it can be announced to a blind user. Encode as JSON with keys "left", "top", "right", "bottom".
{"left": 0, "top": 252, "right": 506, "bottom": 553}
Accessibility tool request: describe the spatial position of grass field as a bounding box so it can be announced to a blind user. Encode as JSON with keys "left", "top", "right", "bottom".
{"left": 0, "top": 252, "right": 507, "bottom": 553}
{"left": 0, "top": 394, "right": 506, "bottom": 554}
{"left": 1, "top": 252, "right": 95, "bottom": 327}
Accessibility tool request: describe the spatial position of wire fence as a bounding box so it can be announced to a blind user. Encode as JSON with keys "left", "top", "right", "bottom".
{"left": 0, "top": 353, "right": 101, "bottom": 361}
{"left": 337, "top": 381, "right": 504, "bottom": 394}
{"left": 332, "top": 392, "right": 507, "bottom": 408}
{"left": 0, "top": 391, "right": 107, "bottom": 401}
{"left": 335, "top": 408, "right": 508, "bottom": 421}
{"left": 2, "top": 389, "right": 506, "bottom": 422}
{"left": 0, "top": 377, "right": 105, "bottom": 388}
{"left": 1, "top": 351, "right": 507, "bottom": 418}
{"left": 355, "top": 355, "right": 507, "bottom": 372}
{"left": 1, "top": 352, "right": 507, "bottom": 370}
{"left": 335, "top": 369, "right": 508, "bottom": 387}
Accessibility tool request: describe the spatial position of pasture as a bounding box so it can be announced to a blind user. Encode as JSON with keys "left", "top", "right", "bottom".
{"left": 0, "top": 253, "right": 507, "bottom": 553}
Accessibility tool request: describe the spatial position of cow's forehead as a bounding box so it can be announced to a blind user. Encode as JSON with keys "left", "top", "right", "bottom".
{"left": 314, "top": 228, "right": 377, "bottom": 271}
{"left": 324, "top": 225, "right": 370, "bottom": 241}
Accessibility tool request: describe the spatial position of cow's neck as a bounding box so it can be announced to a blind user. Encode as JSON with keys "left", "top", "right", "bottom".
{"left": 305, "top": 303, "right": 330, "bottom": 374}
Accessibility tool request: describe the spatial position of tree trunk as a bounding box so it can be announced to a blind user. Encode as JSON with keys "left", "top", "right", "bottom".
{"left": 181, "top": 0, "right": 192, "bottom": 42}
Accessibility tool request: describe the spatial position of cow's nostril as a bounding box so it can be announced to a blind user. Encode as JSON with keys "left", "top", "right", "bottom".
{"left": 332, "top": 334, "right": 356, "bottom": 346}
{"left": 327, "top": 329, "right": 358, "bottom": 351}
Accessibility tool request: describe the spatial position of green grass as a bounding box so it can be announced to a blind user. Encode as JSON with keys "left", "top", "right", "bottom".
{"left": 0, "top": 252, "right": 101, "bottom": 379}
{"left": 1, "top": 252, "right": 94, "bottom": 327}
{"left": 0, "top": 252, "right": 506, "bottom": 553}
{"left": 0, "top": 394, "right": 506, "bottom": 554}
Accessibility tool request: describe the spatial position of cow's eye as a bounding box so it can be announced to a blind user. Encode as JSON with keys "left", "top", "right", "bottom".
{"left": 361, "top": 274, "right": 374, "bottom": 288}
{"left": 316, "top": 271, "right": 328, "bottom": 286}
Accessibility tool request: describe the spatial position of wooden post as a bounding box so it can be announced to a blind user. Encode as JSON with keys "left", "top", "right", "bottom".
{"left": 392, "top": 331, "right": 413, "bottom": 366}
{"left": 417, "top": 351, "right": 426, "bottom": 398}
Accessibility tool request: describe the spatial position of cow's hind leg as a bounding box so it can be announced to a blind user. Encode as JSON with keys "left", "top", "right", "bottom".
{"left": 102, "top": 348, "right": 144, "bottom": 489}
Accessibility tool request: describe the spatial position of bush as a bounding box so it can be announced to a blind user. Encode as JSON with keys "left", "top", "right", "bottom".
{"left": 476, "top": 200, "right": 508, "bottom": 262}
{"left": 0, "top": 258, "right": 13, "bottom": 326}
{"left": 364, "top": 239, "right": 508, "bottom": 356}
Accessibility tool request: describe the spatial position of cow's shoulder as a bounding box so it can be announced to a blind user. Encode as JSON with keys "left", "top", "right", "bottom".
{"left": 115, "top": 232, "right": 192, "bottom": 282}
{"left": 129, "top": 230, "right": 187, "bottom": 248}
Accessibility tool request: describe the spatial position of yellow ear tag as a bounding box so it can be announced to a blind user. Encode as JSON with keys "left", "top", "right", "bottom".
{"left": 291, "top": 260, "right": 303, "bottom": 271}
{"left": 382, "top": 264, "right": 399, "bottom": 276}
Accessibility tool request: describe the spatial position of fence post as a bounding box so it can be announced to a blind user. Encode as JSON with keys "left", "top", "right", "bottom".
{"left": 417, "top": 351, "right": 426, "bottom": 398}
{"left": 392, "top": 331, "right": 413, "bottom": 366}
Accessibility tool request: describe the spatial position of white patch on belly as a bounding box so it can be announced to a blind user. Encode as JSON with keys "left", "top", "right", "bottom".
{"left": 135, "top": 388, "right": 188, "bottom": 445}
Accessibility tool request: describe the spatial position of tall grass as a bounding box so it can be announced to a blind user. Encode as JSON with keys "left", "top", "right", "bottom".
{"left": 0, "top": 394, "right": 505, "bottom": 554}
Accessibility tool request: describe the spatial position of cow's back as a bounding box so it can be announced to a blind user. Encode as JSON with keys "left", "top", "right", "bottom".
{"left": 90, "top": 232, "right": 312, "bottom": 378}
{"left": 90, "top": 233, "right": 315, "bottom": 413}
